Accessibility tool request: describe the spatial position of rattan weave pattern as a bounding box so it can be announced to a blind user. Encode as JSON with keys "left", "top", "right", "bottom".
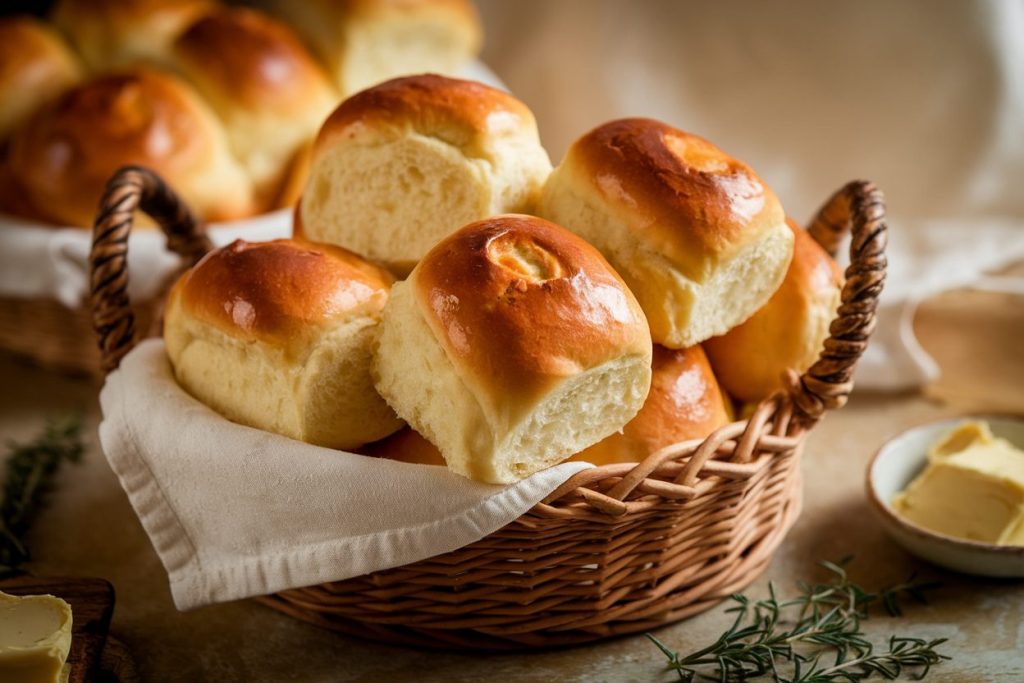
{"left": 88, "top": 167, "right": 887, "bottom": 649}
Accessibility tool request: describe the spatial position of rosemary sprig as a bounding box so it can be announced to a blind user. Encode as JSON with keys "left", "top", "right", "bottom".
{"left": 0, "top": 415, "right": 84, "bottom": 578}
{"left": 648, "top": 559, "right": 947, "bottom": 682}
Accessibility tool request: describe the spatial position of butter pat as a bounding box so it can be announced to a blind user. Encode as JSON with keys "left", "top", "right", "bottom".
{"left": 893, "top": 421, "right": 1024, "bottom": 545}
{"left": 0, "top": 591, "right": 73, "bottom": 683}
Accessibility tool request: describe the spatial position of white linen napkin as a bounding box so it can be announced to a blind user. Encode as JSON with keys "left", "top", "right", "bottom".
{"left": 98, "top": 339, "right": 590, "bottom": 610}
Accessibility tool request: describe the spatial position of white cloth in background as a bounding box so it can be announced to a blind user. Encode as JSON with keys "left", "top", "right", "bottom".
{"left": 478, "top": 0, "right": 1024, "bottom": 390}
{"left": 0, "top": 211, "right": 293, "bottom": 307}
{"left": 99, "top": 340, "right": 588, "bottom": 610}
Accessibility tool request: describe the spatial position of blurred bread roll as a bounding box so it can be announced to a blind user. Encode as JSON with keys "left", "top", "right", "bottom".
{"left": 573, "top": 345, "right": 733, "bottom": 466}
{"left": 51, "top": 0, "right": 215, "bottom": 72}
{"left": 705, "top": 220, "right": 843, "bottom": 403}
{"left": 0, "top": 17, "right": 81, "bottom": 144}
{"left": 374, "top": 214, "right": 653, "bottom": 484}
{"left": 265, "top": 0, "right": 482, "bottom": 96}
{"left": 299, "top": 74, "right": 552, "bottom": 274}
{"left": 6, "top": 68, "right": 254, "bottom": 227}
{"left": 165, "top": 238, "right": 403, "bottom": 449}
{"left": 539, "top": 118, "right": 794, "bottom": 348}
{"left": 172, "top": 7, "right": 339, "bottom": 209}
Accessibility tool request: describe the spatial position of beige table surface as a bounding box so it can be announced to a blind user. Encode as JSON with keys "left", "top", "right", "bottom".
{"left": 1, "top": 283, "right": 1021, "bottom": 682}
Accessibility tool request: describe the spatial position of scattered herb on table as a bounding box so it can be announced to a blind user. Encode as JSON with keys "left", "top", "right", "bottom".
{"left": 648, "top": 558, "right": 948, "bottom": 682}
{"left": 0, "top": 415, "right": 84, "bottom": 578}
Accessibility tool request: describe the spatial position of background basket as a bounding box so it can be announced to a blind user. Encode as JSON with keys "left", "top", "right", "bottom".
{"left": 89, "top": 166, "right": 887, "bottom": 649}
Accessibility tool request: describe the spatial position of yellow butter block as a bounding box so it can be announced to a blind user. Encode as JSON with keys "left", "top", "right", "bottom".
{"left": 894, "top": 420, "right": 1024, "bottom": 545}
{"left": 0, "top": 591, "right": 73, "bottom": 683}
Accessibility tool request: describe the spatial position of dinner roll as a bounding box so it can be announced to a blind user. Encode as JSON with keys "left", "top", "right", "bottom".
{"left": 360, "top": 427, "right": 445, "bottom": 466}
{"left": 50, "top": 0, "right": 215, "bottom": 72}
{"left": 6, "top": 68, "right": 254, "bottom": 227}
{"left": 374, "top": 214, "right": 653, "bottom": 484}
{"left": 265, "top": 0, "right": 482, "bottom": 96}
{"left": 571, "top": 345, "right": 733, "bottom": 466}
{"left": 0, "top": 17, "right": 81, "bottom": 144}
{"left": 299, "top": 74, "right": 552, "bottom": 274}
{"left": 539, "top": 118, "right": 794, "bottom": 348}
{"left": 705, "top": 220, "right": 843, "bottom": 403}
{"left": 164, "top": 238, "right": 403, "bottom": 449}
{"left": 172, "top": 7, "right": 339, "bottom": 209}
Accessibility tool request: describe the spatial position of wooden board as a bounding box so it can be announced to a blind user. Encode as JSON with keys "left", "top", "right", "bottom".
{"left": 0, "top": 575, "right": 115, "bottom": 683}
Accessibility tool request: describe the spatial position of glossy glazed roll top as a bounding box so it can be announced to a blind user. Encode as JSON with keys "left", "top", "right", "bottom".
{"left": 413, "top": 214, "right": 650, "bottom": 406}
{"left": 172, "top": 239, "right": 392, "bottom": 352}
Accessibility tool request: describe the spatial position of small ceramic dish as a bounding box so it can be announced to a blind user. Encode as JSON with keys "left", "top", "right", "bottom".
{"left": 866, "top": 413, "right": 1024, "bottom": 577}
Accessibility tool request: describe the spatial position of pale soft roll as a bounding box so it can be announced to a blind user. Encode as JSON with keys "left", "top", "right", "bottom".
{"left": 572, "top": 345, "right": 733, "bottom": 466}
{"left": 705, "top": 220, "right": 843, "bottom": 403}
{"left": 6, "top": 68, "right": 254, "bottom": 227}
{"left": 171, "top": 7, "right": 339, "bottom": 211}
{"left": 539, "top": 117, "right": 794, "bottom": 348}
{"left": 373, "top": 214, "right": 653, "bottom": 484}
{"left": 299, "top": 74, "right": 552, "bottom": 274}
{"left": 0, "top": 17, "right": 81, "bottom": 143}
{"left": 264, "top": 0, "right": 481, "bottom": 96}
{"left": 164, "top": 238, "right": 403, "bottom": 450}
{"left": 50, "top": 0, "right": 215, "bottom": 71}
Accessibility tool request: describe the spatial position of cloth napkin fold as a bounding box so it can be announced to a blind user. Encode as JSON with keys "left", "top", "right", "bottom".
{"left": 98, "top": 339, "right": 590, "bottom": 610}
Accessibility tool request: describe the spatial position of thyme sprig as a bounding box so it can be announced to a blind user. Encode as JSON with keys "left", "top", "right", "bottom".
{"left": 0, "top": 415, "right": 84, "bottom": 578}
{"left": 648, "top": 559, "right": 947, "bottom": 682}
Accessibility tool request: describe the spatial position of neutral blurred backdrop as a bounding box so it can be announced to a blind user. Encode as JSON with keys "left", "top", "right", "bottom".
{"left": 478, "top": 0, "right": 1024, "bottom": 226}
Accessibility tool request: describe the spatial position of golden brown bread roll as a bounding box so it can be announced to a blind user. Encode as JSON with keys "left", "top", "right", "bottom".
{"left": 571, "top": 345, "right": 733, "bottom": 466}
{"left": 50, "top": 0, "right": 216, "bottom": 72}
{"left": 704, "top": 220, "right": 843, "bottom": 403}
{"left": 299, "top": 74, "right": 552, "bottom": 275}
{"left": 373, "top": 214, "right": 653, "bottom": 484}
{"left": 539, "top": 118, "right": 794, "bottom": 349}
{"left": 0, "top": 17, "right": 81, "bottom": 144}
{"left": 171, "top": 7, "right": 339, "bottom": 210}
{"left": 6, "top": 68, "right": 254, "bottom": 227}
{"left": 164, "top": 238, "right": 403, "bottom": 449}
{"left": 264, "top": 0, "right": 482, "bottom": 96}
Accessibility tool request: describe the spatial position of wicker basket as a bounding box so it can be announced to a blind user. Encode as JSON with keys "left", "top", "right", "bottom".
{"left": 89, "top": 166, "right": 887, "bottom": 649}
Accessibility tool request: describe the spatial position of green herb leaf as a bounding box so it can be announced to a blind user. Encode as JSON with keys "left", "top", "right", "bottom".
{"left": 648, "top": 558, "right": 947, "bottom": 681}
{"left": 0, "top": 415, "right": 84, "bottom": 578}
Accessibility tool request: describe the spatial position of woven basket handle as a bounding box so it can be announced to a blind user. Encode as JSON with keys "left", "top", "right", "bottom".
{"left": 90, "top": 166, "right": 213, "bottom": 374}
{"left": 789, "top": 179, "right": 887, "bottom": 426}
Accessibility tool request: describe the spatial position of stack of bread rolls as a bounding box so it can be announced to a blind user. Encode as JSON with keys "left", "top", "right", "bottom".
{"left": 161, "top": 74, "right": 844, "bottom": 484}
{"left": 0, "top": 0, "right": 482, "bottom": 227}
